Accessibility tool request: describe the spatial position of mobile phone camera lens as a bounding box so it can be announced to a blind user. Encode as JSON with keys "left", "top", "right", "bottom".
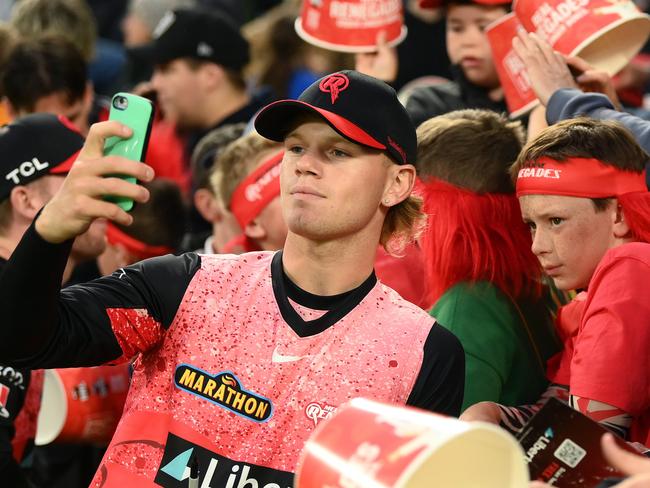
{"left": 113, "top": 96, "right": 128, "bottom": 110}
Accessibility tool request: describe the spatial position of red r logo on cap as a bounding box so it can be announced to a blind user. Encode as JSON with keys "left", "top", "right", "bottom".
{"left": 319, "top": 73, "right": 349, "bottom": 104}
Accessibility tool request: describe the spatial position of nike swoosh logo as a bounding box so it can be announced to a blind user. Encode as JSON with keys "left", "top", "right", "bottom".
{"left": 271, "top": 346, "right": 309, "bottom": 363}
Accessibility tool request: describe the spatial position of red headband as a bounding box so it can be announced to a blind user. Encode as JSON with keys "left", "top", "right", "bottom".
{"left": 106, "top": 224, "right": 175, "bottom": 261}
{"left": 516, "top": 157, "right": 647, "bottom": 198}
{"left": 230, "top": 150, "right": 283, "bottom": 229}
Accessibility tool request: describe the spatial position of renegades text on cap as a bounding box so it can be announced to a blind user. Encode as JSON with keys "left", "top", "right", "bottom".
{"left": 0, "top": 113, "right": 84, "bottom": 201}
{"left": 253, "top": 70, "right": 417, "bottom": 165}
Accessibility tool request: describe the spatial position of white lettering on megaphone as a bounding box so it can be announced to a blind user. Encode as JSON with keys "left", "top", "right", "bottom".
{"left": 530, "top": 0, "right": 589, "bottom": 46}
{"left": 329, "top": 0, "right": 401, "bottom": 28}
{"left": 244, "top": 164, "right": 281, "bottom": 202}
{"left": 5, "top": 158, "right": 50, "bottom": 184}
{"left": 338, "top": 442, "right": 381, "bottom": 488}
{"left": 503, "top": 51, "right": 532, "bottom": 94}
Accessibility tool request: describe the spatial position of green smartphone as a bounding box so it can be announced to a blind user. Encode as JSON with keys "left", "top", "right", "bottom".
{"left": 103, "top": 92, "right": 154, "bottom": 211}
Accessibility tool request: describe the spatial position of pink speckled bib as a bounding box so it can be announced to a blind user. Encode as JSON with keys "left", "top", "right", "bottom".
{"left": 92, "top": 252, "right": 434, "bottom": 487}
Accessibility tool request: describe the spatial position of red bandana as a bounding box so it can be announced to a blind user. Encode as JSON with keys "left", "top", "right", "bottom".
{"left": 230, "top": 150, "right": 283, "bottom": 229}
{"left": 106, "top": 224, "right": 175, "bottom": 261}
{"left": 516, "top": 157, "right": 647, "bottom": 198}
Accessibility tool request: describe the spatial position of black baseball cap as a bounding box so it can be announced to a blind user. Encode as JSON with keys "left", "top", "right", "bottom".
{"left": 136, "top": 8, "right": 249, "bottom": 70}
{"left": 0, "top": 113, "right": 84, "bottom": 201}
{"left": 254, "top": 70, "right": 416, "bottom": 165}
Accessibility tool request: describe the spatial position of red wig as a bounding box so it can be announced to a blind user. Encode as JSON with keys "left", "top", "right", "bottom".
{"left": 618, "top": 192, "right": 650, "bottom": 243}
{"left": 419, "top": 178, "right": 542, "bottom": 304}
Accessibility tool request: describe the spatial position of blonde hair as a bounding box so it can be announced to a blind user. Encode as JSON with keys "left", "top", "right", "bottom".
{"left": 380, "top": 154, "right": 426, "bottom": 255}
{"left": 210, "top": 132, "right": 281, "bottom": 209}
{"left": 380, "top": 194, "right": 425, "bottom": 256}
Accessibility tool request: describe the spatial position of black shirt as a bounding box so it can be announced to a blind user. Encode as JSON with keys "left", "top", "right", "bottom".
{"left": 0, "top": 257, "right": 32, "bottom": 488}
{"left": 404, "top": 65, "right": 510, "bottom": 128}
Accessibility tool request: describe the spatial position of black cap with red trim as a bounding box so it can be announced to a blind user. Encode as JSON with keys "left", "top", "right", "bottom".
{"left": 254, "top": 70, "right": 416, "bottom": 165}
{"left": 0, "top": 113, "right": 84, "bottom": 201}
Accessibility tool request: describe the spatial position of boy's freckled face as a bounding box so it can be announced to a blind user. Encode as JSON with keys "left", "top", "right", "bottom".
{"left": 446, "top": 4, "right": 507, "bottom": 89}
{"left": 519, "top": 194, "right": 618, "bottom": 290}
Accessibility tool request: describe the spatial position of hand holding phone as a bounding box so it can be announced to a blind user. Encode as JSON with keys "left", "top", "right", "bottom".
{"left": 36, "top": 121, "right": 154, "bottom": 244}
{"left": 103, "top": 92, "right": 154, "bottom": 211}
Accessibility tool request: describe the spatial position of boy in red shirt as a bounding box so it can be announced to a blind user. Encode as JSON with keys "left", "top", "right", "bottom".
{"left": 463, "top": 117, "right": 650, "bottom": 448}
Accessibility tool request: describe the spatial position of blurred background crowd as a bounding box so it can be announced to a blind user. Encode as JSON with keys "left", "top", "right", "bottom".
{"left": 2, "top": 0, "right": 650, "bottom": 486}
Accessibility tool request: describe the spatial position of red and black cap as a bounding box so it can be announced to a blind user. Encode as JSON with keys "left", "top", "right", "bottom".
{"left": 254, "top": 70, "right": 416, "bottom": 165}
{"left": 0, "top": 113, "right": 84, "bottom": 201}
{"left": 133, "top": 8, "right": 249, "bottom": 71}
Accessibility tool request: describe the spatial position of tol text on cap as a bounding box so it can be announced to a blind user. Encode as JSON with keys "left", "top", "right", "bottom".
{"left": 5, "top": 158, "right": 50, "bottom": 184}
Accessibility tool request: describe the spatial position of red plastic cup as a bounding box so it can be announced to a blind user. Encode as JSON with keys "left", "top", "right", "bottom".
{"left": 295, "top": 0, "right": 408, "bottom": 53}
{"left": 514, "top": 0, "right": 650, "bottom": 74}
{"left": 295, "top": 397, "right": 529, "bottom": 487}
{"left": 35, "top": 364, "right": 131, "bottom": 445}
{"left": 486, "top": 12, "right": 540, "bottom": 118}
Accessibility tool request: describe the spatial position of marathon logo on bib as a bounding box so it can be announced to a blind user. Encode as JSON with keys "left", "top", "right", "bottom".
{"left": 5, "top": 158, "right": 50, "bottom": 184}
{"left": 174, "top": 365, "right": 273, "bottom": 423}
{"left": 517, "top": 166, "right": 562, "bottom": 180}
{"left": 154, "top": 432, "right": 293, "bottom": 487}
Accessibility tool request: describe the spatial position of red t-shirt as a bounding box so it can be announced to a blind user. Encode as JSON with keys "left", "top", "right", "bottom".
{"left": 547, "top": 292, "right": 587, "bottom": 386}
{"left": 144, "top": 119, "right": 190, "bottom": 195}
{"left": 375, "top": 243, "right": 431, "bottom": 310}
{"left": 569, "top": 243, "right": 650, "bottom": 445}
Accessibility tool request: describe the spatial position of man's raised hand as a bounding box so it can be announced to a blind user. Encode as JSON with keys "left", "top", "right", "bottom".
{"left": 35, "top": 121, "right": 154, "bottom": 243}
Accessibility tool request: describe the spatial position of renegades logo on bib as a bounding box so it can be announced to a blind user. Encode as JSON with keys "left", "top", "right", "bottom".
{"left": 174, "top": 364, "right": 273, "bottom": 422}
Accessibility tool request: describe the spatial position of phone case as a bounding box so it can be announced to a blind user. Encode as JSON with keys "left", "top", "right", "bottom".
{"left": 103, "top": 92, "right": 154, "bottom": 211}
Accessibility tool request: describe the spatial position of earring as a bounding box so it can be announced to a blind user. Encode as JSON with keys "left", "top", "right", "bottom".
{"left": 384, "top": 199, "right": 390, "bottom": 205}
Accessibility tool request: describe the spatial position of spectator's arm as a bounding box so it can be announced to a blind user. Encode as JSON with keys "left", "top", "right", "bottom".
{"left": 461, "top": 383, "right": 570, "bottom": 434}
{"left": 570, "top": 395, "right": 632, "bottom": 440}
{"left": 0, "top": 220, "right": 202, "bottom": 369}
{"left": 546, "top": 89, "right": 650, "bottom": 152}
